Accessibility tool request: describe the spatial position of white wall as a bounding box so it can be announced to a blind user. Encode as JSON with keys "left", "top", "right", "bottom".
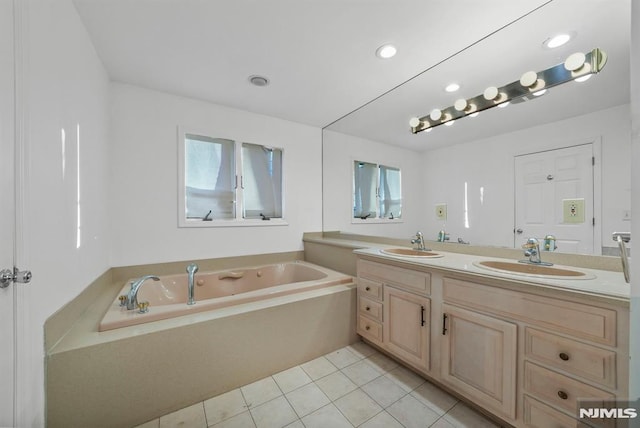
{"left": 109, "top": 83, "right": 322, "bottom": 266}
{"left": 322, "top": 130, "right": 425, "bottom": 239}
{"left": 19, "top": 0, "right": 112, "bottom": 425}
{"left": 420, "top": 104, "right": 631, "bottom": 251}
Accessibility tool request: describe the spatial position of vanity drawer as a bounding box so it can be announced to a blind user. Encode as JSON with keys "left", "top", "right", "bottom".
{"left": 523, "top": 395, "right": 578, "bottom": 428}
{"left": 359, "top": 296, "right": 382, "bottom": 322}
{"left": 358, "top": 315, "right": 382, "bottom": 343}
{"left": 524, "top": 362, "right": 614, "bottom": 416}
{"left": 358, "top": 260, "right": 430, "bottom": 294}
{"left": 443, "top": 278, "right": 617, "bottom": 346}
{"left": 357, "top": 277, "right": 382, "bottom": 301}
{"left": 525, "top": 328, "right": 616, "bottom": 388}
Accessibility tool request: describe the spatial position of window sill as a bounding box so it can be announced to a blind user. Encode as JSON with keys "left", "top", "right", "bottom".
{"left": 179, "top": 218, "right": 289, "bottom": 228}
{"left": 351, "top": 218, "right": 404, "bottom": 225}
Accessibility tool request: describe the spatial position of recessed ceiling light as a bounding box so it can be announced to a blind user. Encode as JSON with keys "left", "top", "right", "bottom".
{"left": 376, "top": 44, "right": 397, "bottom": 59}
{"left": 544, "top": 33, "right": 571, "bottom": 49}
{"left": 249, "top": 75, "right": 270, "bottom": 87}
{"left": 445, "top": 83, "right": 460, "bottom": 93}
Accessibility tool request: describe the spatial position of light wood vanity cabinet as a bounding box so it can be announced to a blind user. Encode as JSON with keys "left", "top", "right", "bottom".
{"left": 384, "top": 286, "right": 430, "bottom": 371}
{"left": 355, "top": 256, "right": 629, "bottom": 428}
{"left": 440, "top": 304, "right": 517, "bottom": 420}
{"left": 356, "top": 260, "right": 431, "bottom": 371}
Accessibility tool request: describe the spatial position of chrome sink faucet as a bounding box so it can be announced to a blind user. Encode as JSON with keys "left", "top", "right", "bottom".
{"left": 520, "top": 238, "right": 552, "bottom": 266}
{"left": 411, "top": 231, "right": 430, "bottom": 251}
{"left": 522, "top": 238, "right": 541, "bottom": 263}
{"left": 186, "top": 263, "right": 198, "bottom": 305}
{"left": 127, "top": 275, "right": 160, "bottom": 310}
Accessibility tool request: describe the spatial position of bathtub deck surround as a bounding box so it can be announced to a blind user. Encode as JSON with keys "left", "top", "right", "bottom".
{"left": 45, "top": 252, "right": 357, "bottom": 428}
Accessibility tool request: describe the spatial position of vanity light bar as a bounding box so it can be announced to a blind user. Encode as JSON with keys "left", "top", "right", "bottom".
{"left": 409, "top": 48, "right": 607, "bottom": 134}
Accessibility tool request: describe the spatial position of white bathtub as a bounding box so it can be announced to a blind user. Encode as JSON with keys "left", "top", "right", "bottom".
{"left": 99, "top": 261, "right": 352, "bottom": 331}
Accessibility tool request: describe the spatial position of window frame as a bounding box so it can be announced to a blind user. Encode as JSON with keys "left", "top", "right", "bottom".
{"left": 351, "top": 158, "right": 404, "bottom": 225}
{"left": 178, "top": 127, "right": 288, "bottom": 228}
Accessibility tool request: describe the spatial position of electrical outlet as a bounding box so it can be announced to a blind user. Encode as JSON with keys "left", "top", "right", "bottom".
{"left": 562, "top": 198, "right": 585, "bottom": 223}
{"left": 435, "top": 203, "right": 447, "bottom": 220}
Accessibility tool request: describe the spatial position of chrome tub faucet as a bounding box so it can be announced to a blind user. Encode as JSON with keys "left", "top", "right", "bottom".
{"left": 126, "top": 275, "right": 160, "bottom": 310}
{"left": 186, "top": 263, "right": 198, "bottom": 305}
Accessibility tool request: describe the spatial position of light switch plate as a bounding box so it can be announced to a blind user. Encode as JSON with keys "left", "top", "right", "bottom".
{"left": 435, "top": 203, "right": 447, "bottom": 220}
{"left": 563, "top": 198, "right": 585, "bottom": 223}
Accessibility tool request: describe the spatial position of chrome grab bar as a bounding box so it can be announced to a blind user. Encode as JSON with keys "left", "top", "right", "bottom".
{"left": 612, "top": 232, "right": 631, "bottom": 283}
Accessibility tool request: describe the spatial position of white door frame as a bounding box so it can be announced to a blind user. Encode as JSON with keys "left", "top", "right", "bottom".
{"left": 13, "top": 0, "right": 30, "bottom": 425}
{"left": 513, "top": 138, "right": 602, "bottom": 255}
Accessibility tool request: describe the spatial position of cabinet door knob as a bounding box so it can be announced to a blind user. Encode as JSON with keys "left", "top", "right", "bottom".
{"left": 559, "top": 352, "right": 570, "bottom": 361}
{"left": 365, "top": 325, "right": 370, "bottom": 331}
{"left": 365, "top": 306, "right": 370, "bottom": 311}
{"left": 365, "top": 286, "right": 371, "bottom": 291}
{"left": 557, "top": 390, "right": 568, "bottom": 400}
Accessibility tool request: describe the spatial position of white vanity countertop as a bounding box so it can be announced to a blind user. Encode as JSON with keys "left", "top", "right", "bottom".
{"left": 353, "top": 246, "right": 630, "bottom": 302}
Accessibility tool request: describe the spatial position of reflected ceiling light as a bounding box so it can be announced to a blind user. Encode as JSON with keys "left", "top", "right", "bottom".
{"left": 469, "top": 112, "right": 480, "bottom": 118}
{"left": 498, "top": 101, "right": 510, "bottom": 108}
{"left": 444, "top": 120, "right": 455, "bottom": 126}
{"left": 376, "top": 44, "right": 397, "bottom": 59}
{"left": 409, "top": 47, "right": 607, "bottom": 135}
{"left": 445, "top": 83, "right": 460, "bottom": 92}
{"left": 544, "top": 33, "right": 571, "bottom": 49}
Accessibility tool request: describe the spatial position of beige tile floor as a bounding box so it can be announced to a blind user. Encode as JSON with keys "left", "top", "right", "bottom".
{"left": 136, "top": 341, "right": 502, "bottom": 428}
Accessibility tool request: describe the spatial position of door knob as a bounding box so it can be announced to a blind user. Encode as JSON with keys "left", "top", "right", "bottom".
{"left": 515, "top": 228, "right": 523, "bottom": 234}
{"left": 0, "top": 267, "right": 32, "bottom": 288}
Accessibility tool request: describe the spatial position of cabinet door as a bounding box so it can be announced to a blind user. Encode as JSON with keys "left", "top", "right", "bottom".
{"left": 441, "top": 304, "right": 517, "bottom": 420}
{"left": 383, "top": 286, "right": 430, "bottom": 371}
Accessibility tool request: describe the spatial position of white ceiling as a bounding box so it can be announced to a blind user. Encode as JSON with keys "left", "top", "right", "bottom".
{"left": 73, "top": 0, "right": 555, "bottom": 129}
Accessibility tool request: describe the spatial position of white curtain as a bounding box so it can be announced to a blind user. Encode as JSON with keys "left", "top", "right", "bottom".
{"left": 353, "top": 161, "right": 377, "bottom": 218}
{"left": 185, "top": 136, "right": 235, "bottom": 219}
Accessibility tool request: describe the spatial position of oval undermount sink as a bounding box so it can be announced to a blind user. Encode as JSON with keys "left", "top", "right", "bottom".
{"left": 474, "top": 261, "right": 594, "bottom": 280}
{"left": 380, "top": 248, "right": 443, "bottom": 258}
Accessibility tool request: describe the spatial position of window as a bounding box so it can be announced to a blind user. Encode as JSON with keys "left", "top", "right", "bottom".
{"left": 179, "top": 131, "right": 284, "bottom": 226}
{"left": 353, "top": 160, "right": 402, "bottom": 222}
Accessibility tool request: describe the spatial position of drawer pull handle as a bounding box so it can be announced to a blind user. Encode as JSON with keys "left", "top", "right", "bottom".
{"left": 365, "top": 306, "right": 371, "bottom": 311}
{"left": 365, "top": 286, "right": 371, "bottom": 291}
{"left": 365, "top": 325, "right": 371, "bottom": 331}
{"left": 557, "top": 390, "right": 568, "bottom": 400}
{"left": 421, "top": 305, "right": 426, "bottom": 326}
{"left": 442, "top": 314, "right": 448, "bottom": 335}
{"left": 559, "top": 352, "right": 570, "bottom": 361}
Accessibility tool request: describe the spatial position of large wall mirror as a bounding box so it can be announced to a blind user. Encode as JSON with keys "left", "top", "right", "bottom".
{"left": 322, "top": 0, "right": 631, "bottom": 256}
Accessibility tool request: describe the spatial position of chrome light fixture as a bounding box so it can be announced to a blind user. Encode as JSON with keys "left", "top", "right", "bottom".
{"left": 409, "top": 48, "right": 607, "bottom": 134}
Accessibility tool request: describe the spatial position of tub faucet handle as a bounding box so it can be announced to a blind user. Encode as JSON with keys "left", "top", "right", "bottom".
{"left": 137, "top": 301, "right": 149, "bottom": 314}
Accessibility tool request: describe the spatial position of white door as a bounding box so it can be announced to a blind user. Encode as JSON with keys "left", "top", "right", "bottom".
{"left": 514, "top": 144, "right": 595, "bottom": 254}
{"left": 0, "top": 0, "right": 15, "bottom": 425}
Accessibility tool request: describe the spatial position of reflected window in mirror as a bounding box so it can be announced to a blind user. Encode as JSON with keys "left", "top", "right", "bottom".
{"left": 179, "top": 131, "right": 286, "bottom": 227}
{"left": 353, "top": 160, "right": 402, "bottom": 222}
